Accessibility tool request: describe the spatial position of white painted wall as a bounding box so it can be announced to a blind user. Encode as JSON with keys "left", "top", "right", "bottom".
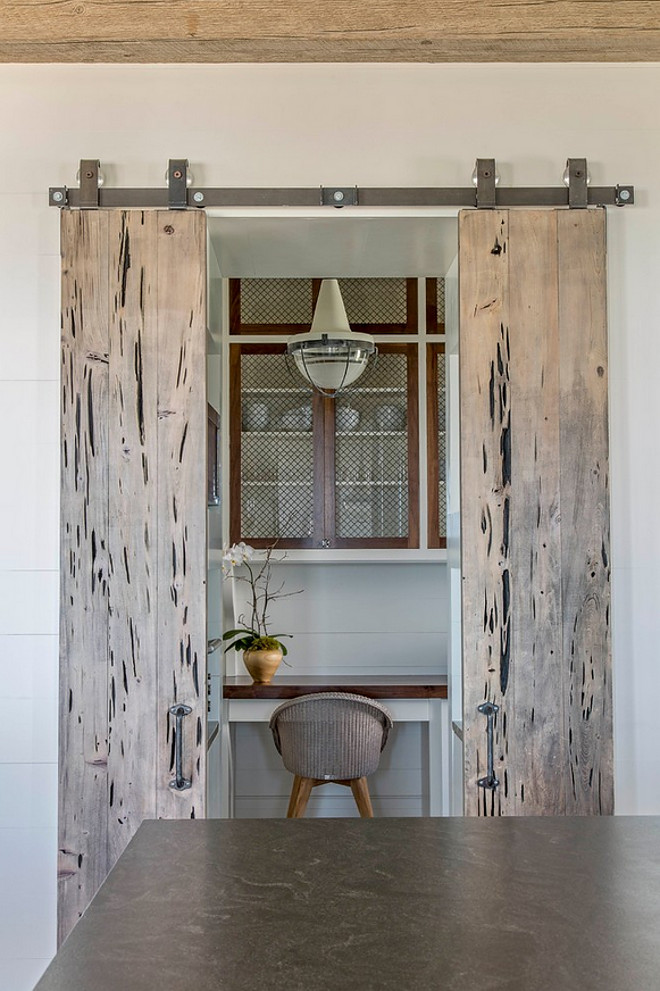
{"left": 1, "top": 62, "right": 659, "bottom": 986}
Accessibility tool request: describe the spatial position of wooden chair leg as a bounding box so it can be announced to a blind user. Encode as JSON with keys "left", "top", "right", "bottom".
{"left": 350, "top": 777, "right": 374, "bottom": 818}
{"left": 287, "top": 775, "right": 314, "bottom": 818}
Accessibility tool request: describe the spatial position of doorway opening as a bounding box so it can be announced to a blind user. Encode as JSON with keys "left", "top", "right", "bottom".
{"left": 205, "top": 210, "right": 461, "bottom": 819}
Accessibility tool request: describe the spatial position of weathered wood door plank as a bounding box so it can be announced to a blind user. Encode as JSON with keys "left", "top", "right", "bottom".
{"left": 107, "top": 211, "right": 159, "bottom": 863}
{"left": 558, "top": 210, "right": 612, "bottom": 815}
{"left": 459, "top": 210, "right": 512, "bottom": 816}
{"left": 508, "top": 211, "right": 563, "bottom": 815}
{"left": 59, "top": 210, "right": 208, "bottom": 941}
{"left": 460, "top": 208, "right": 612, "bottom": 816}
{"left": 59, "top": 211, "right": 110, "bottom": 941}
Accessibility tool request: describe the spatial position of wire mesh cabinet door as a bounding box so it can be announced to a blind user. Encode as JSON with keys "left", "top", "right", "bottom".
{"left": 230, "top": 343, "right": 322, "bottom": 548}
{"left": 229, "top": 342, "right": 421, "bottom": 549}
{"left": 332, "top": 343, "right": 419, "bottom": 549}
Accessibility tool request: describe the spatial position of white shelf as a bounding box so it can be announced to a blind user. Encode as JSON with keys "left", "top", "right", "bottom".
{"left": 243, "top": 387, "right": 308, "bottom": 394}
{"left": 336, "top": 430, "right": 406, "bottom": 437}
{"left": 344, "top": 387, "right": 405, "bottom": 393}
{"left": 336, "top": 481, "right": 406, "bottom": 487}
{"left": 209, "top": 548, "right": 447, "bottom": 567}
{"left": 244, "top": 429, "right": 407, "bottom": 437}
{"left": 243, "top": 430, "right": 312, "bottom": 436}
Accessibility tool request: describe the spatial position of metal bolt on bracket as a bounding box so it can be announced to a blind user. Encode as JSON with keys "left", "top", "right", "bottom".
{"left": 320, "top": 186, "right": 359, "bottom": 208}
{"left": 615, "top": 185, "right": 634, "bottom": 206}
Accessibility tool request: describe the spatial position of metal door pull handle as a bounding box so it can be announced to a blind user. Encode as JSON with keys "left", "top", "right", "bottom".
{"left": 477, "top": 701, "right": 500, "bottom": 791}
{"left": 169, "top": 704, "right": 193, "bottom": 791}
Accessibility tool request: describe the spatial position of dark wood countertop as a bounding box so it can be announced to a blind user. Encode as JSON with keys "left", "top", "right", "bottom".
{"left": 223, "top": 674, "right": 448, "bottom": 699}
{"left": 36, "top": 817, "right": 660, "bottom": 991}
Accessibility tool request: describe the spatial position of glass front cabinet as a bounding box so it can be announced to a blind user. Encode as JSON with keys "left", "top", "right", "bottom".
{"left": 228, "top": 278, "right": 446, "bottom": 552}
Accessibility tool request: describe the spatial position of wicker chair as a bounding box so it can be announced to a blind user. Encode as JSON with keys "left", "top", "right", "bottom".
{"left": 269, "top": 692, "right": 394, "bottom": 818}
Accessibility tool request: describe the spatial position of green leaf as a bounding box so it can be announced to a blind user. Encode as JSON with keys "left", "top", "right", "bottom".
{"left": 222, "top": 628, "right": 257, "bottom": 640}
{"left": 223, "top": 636, "right": 255, "bottom": 654}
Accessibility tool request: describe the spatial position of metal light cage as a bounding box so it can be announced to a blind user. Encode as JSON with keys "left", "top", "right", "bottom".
{"left": 285, "top": 334, "right": 378, "bottom": 398}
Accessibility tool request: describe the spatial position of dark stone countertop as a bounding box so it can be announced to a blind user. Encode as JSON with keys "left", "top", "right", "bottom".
{"left": 36, "top": 817, "right": 660, "bottom": 991}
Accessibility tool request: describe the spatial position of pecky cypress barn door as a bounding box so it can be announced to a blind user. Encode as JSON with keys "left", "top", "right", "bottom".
{"left": 59, "top": 210, "right": 207, "bottom": 941}
{"left": 459, "top": 209, "right": 612, "bottom": 816}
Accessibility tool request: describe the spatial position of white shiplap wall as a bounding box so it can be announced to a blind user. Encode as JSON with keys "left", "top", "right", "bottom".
{"left": 227, "top": 562, "right": 448, "bottom": 677}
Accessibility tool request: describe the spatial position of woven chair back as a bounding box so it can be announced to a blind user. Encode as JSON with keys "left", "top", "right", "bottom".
{"left": 269, "top": 692, "right": 393, "bottom": 781}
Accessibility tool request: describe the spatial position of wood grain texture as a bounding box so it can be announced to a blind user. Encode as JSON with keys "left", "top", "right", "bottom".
{"left": 3, "top": 1, "right": 660, "bottom": 62}
{"left": 156, "top": 211, "right": 208, "bottom": 819}
{"left": 223, "top": 675, "right": 448, "bottom": 699}
{"left": 59, "top": 211, "right": 110, "bottom": 942}
{"left": 557, "top": 209, "right": 612, "bottom": 815}
{"left": 459, "top": 208, "right": 612, "bottom": 817}
{"left": 107, "top": 211, "right": 159, "bottom": 864}
{"left": 459, "top": 211, "right": 511, "bottom": 817}
{"left": 426, "top": 343, "right": 446, "bottom": 550}
{"left": 508, "top": 211, "right": 562, "bottom": 815}
{"left": 60, "top": 209, "right": 208, "bottom": 940}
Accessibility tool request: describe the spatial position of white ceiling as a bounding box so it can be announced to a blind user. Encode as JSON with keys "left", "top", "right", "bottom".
{"left": 207, "top": 216, "right": 458, "bottom": 278}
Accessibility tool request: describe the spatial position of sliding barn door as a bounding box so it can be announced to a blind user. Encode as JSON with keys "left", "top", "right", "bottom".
{"left": 459, "top": 209, "right": 612, "bottom": 816}
{"left": 59, "top": 210, "right": 207, "bottom": 940}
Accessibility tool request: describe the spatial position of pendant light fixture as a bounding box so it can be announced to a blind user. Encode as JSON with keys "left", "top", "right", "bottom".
{"left": 286, "top": 279, "right": 377, "bottom": 397}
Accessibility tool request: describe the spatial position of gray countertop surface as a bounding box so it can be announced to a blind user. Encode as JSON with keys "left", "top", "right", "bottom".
{"left": 36, "top": 817, "right": 660, "bottom": 991}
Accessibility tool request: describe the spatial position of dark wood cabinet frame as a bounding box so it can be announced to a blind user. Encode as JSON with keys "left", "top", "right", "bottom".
{"left": 426, "top": 342, "right": 447, "bottom": 549}
{"left": 229, "top": 277, "right": 419, "bottom": 335}
{"left": 425, "top": 277, "right": 445, "bottom": 333}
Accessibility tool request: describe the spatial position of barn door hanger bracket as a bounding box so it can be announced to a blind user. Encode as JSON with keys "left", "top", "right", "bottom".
{"left": 48, "top": 156, "right": 635, "bottom": 209}
{"left": 168, "top": 159, "right": 191, "bottom": 209}
{"left": 50, "top": 159, "right": 103, "bottom": 209}
{"left": 475, "top": 158, "right": 498, "bottom": 209}
{"left": 320, "top": 186, "right": 359, "bottom": 208}
{"left": 563, "top": 158, "right": 633, "bottom": 208}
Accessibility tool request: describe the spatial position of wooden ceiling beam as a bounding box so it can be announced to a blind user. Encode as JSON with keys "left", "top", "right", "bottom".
{"left": 1, "top": 1, "right": 660, "bottom": 63}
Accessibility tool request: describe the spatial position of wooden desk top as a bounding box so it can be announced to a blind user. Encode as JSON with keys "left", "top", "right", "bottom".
{"left": 35, "top": 817, "right": 660, "bottom": 991}
{"left": 223, "top": 674, "right": 448, "bottom": 700}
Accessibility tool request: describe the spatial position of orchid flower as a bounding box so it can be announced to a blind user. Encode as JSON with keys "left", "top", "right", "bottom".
{"left": 221, "top": 542, "right": 255, "bottom": 573}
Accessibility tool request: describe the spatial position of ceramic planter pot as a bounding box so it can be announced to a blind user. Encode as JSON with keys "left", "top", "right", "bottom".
{"left": 243, "top": 648, "right": 283, "bottom": 684}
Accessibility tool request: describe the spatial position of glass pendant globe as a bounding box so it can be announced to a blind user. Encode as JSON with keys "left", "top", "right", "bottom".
{"left": 291, "top": 339, "right": 374, "bottom": 393}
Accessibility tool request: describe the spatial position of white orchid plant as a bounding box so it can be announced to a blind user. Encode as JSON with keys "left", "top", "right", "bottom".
{"left": 221, "top": 542, "right": 302, "bottom": 658}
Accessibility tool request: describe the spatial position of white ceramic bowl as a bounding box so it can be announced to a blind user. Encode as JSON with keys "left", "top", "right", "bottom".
{"left": 242, "top": 401, "right": 270, "bottom": 431}
{"left": 336, "top": 407, "right": 360, "bottom": 432}
{"left": 279, "top": 406, "right": 313, "bottom": 431}
{"left": 375, "top": 404, "right": 405, "bottom": 431}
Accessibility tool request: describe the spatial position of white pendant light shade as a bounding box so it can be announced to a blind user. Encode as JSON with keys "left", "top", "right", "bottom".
{"left": 310, "top": 277, "right": 351, "bottom": 336}
{"left": 286, "top": 279, "right": 377, "bottom": 396}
